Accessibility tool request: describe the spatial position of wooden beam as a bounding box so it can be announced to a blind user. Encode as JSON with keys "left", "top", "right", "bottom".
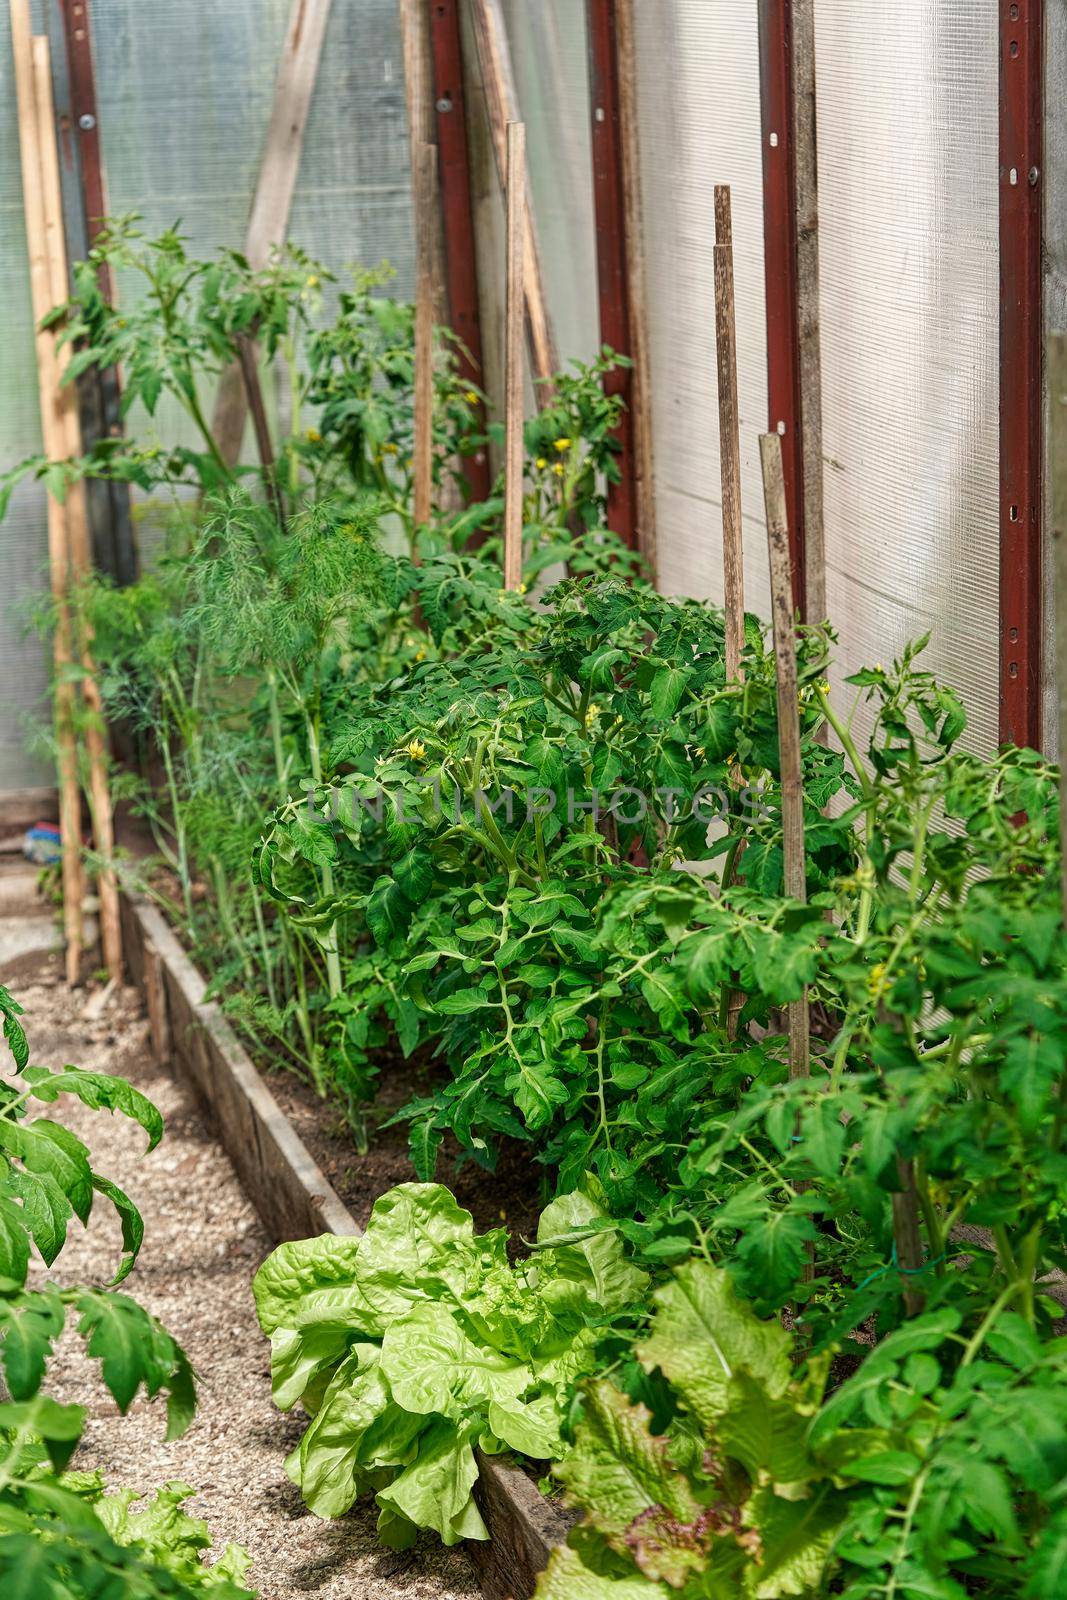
{"left": 714, "top": 186, "right": 745, "bottom": 683}
{"left": 32, "top": 29, "right": 123, "bottom": 985}
{"left": 760, "top": 432, "right": 809, "bottom": 1080}
{"left": 212, "top": 0, "right": 334, "bottom": 466}
{"left": 503, "top": 122, "right": 526, "bottom": 592}
{"left": 468, "top": 0, "right": 559, "bottom": 393}
{"left": 11, "top": 0, "right": 83, "bottom": 983}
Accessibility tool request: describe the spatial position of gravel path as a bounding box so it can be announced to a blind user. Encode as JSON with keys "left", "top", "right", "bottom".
{"left": 11, "top": 952, "right": 478, "bottom": 1600}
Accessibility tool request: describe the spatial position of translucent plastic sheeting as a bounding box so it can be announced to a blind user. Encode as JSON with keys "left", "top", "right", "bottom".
{"left": 461, "top": 0, "right": 599, "bottom": 424}
{"left": 815, "top": 2, "right": 1001, "bottom": 756}
{"left": 0, "top": 0, "right": 414, "bottom": 794}
{"left": 0, "top": 0, "right": 56, "bottom": 794}
{"left": 631, "top": 1, "right": 771, "bottom": 615}
{"left": 90, "top": 0, "right": 414, "bottom": 559}
{"left": 500, "top": 0, "right": 599, "bottom": 376}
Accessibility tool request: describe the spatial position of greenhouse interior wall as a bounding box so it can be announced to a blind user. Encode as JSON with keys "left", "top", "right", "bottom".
{"left": 0, "top": 0, "right": 1063, "bottom": 806}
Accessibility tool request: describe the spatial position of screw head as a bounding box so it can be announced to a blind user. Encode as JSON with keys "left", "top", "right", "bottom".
{"left": 1029, "top": 165, "right": 1040, "bottom": 186}
{"left": 435, "top": 96, "right": 453, "bottom": 113}
{"left": 78, "top": 112, "right": 96, "bottom": 132}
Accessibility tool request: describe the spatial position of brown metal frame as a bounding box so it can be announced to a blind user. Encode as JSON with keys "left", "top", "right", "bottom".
{"left": 54, "top": 0, "right": 137, "bottom": 583}
{"left": 757, "top": 0, "right": 807, "bottom": 618}
{"left": 585, "top": 0, "right": 638, "bottom": 552}
{"left": 429, "top": 0, "right": 492, "bottom": 504}
{"left": 998, "top": 0, "right": 1044, "bottom": 748}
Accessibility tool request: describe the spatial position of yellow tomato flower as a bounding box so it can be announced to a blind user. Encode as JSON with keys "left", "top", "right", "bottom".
{"left": 535, "top": 457, "right": 547, "bottom": 470}
{"left": 305, "top": 427, "right": 321, "bottom": 443}
{"left": 405, "top": 738, "right": 427, "bottom": 761}
{"left": 553, "top": 463, "right": 565, "bottom": 477}
{"left": 306, "top": 274, "right": 319, "bottom": 288}
{"left": 415, "top": 645, "right": 427, "bottom": 662}
{"left": 465, "top": 390, "right": 479, "bottom": 404}
{"left": 519, "top": 582, "right": 528, "bottom": 595}
{"left": 553, "top": 437, "right": 572, "bottom": 453}
{"left": 382, "top": 441, "right": 398, "bottom": 456}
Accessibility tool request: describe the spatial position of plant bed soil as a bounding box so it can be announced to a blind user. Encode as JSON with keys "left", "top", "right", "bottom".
{"left": 266, "top": 1063, "right": 545, "bottom": 1244}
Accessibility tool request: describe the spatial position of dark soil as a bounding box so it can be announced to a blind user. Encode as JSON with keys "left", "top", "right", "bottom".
{"left": 266, "top": 1052, "right": 547, "bottom": 1245}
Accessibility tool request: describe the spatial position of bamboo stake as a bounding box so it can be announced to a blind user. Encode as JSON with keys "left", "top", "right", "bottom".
{"left": 503, "top": 122, "right": 526, "bottom": 593}
{"left": 714, "top": 186, "right": 745, "bottom": 683}
{"left": 468, "top": 0, "right": 558, "bottom": 394}
{"left": 1050, "top": 332, "right": 1067, "bottom": 925}
{"left": 33, "top": 31, "right": 123, "bottom": 984}
{"left": 760, "top": 432, "right": 809, "bottom": 1079}
{"left": 11, "top": 0, "right": 83, "bottom": 983}
{"left": 413, "top": 142, "right": 438, "bottom": 538}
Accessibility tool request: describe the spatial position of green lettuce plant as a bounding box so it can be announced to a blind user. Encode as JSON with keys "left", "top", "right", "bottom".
{"left": 253, "top": 1181, "right": 647, "bottom": 1548}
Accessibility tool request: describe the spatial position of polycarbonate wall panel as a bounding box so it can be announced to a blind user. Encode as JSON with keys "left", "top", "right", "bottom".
{"left": 0, "top": 0, "right": 56, "bottom": 793}
{"left": 91, "top": 0, "right": 414, "bottom": 555}
{"left": 501, "top": 0, "right": 599, "bottom": 375}
{"left": 815, "top": 3, "right": 1001, "bottom": 755}
{"left": 632, "top": 2, "right": 770, "bottom": 614}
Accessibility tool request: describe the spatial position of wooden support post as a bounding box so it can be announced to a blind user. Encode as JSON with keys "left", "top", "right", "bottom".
{"left": 714, "top": 186, "right": 745, "bottom": 682}
{"left": 760, "top": 432, "right": 809, "bottom": 1080}
{"left": 11, "top": 0, "right": 83, "bottom": 983}
{"left": 212, "top": 0, "right": 333, "bottom": 466}
{"left": 413, "top": 142, "right": 438, "bottom": 537}
{"left": 468, "top": 0, "right": 559, "bottom": 394}
{"left": 1050, "top": 332, "right": 1067, "bottom": 922}
{"left": 503, "top": 122, "right": 526, "bottom": 593}
{"left": 33, "top": 31, "right": 123, "bottom": 985}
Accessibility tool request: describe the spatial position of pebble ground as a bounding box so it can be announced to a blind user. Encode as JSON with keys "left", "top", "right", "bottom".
{"left": 11, "top": 952, "right": 478, "bottom": 1600}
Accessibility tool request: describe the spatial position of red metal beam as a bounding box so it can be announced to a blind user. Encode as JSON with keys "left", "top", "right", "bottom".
{"left": 998, "top": 0, "right": 1043, "bottom": 748}
{"left": 757, "top": 1, "right": 806, "bottom": 618}
{"left": 429, "top": 0, "right": 491, "bottom": 504}
{"left": 585, "top": 0, "right": 638, "bottom": 552}
{"left": 58, "top": 0, "right": 114, "bottom": 303}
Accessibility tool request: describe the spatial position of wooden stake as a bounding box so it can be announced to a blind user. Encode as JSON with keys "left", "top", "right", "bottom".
{"left": 212, "top": 0, "right": 333, "bottom": 464}
{"left": 11, "top": 0, "right": 83, "bottom": 983}
{"left": 1050, "top": 332, "right": 1067, "bottom": 925}
{"left": 714, "top": 186, "right": 745, "bottom": 683}
{"left": 413, "top": 142, "right": 438, "bottom": 537}
{"left": 33, "top": 30, "right": 123, "bottom": 984}
{"left": 503, "top": 122, "right": 526, "bottom": 593}
{"left": 468, "top": 0, "right": 559, "bottom": 394}
{"left": 760, "top": 432, "right": 809, "bottom": 1079}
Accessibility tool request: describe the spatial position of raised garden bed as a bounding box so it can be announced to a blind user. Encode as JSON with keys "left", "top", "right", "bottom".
{"left": 119, "top": 890, "right": 572, "bottom": 1600}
